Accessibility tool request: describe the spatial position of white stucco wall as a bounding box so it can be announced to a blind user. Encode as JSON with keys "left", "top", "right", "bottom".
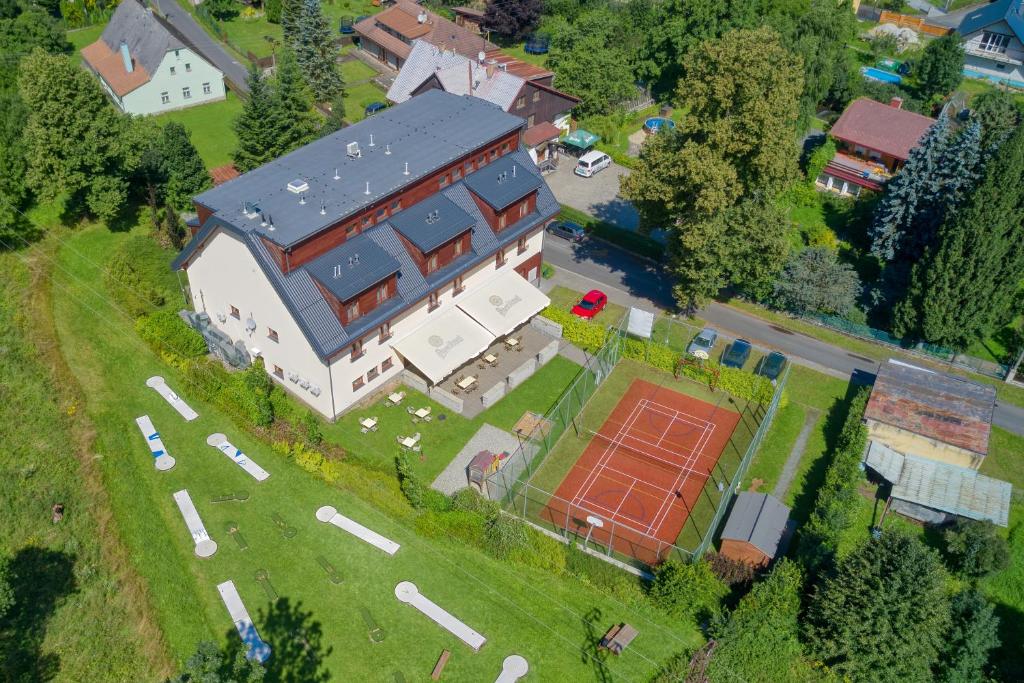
{"left": 184, "top": 224, "right": 545, "bottom": 419}
{"left": 961, "top": 23, "right": 1024, "bottom": 87}
{"left": 120, "top": 47, "right": 225, "bottom": 116}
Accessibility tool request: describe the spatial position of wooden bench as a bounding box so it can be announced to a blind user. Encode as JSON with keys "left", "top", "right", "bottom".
{"left": 599, "top": 623, "right": 639, "bottom": 655}
{"left": 431, "top": 649, "right": 451, "bottom": 680}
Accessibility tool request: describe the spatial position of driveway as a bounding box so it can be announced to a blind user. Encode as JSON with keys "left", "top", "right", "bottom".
{"left": 541, "top": 234, "right": 1024, "bottom": 436}
{"left": 545, "top": 160, "right": 640, "bottom": 231}
{"left": 152, "top": 0, "right": 250, "bottom": 95}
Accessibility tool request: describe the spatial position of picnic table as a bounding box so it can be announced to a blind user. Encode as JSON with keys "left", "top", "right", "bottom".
{"left": 414, "top": 407, "right": 431, "bottom": 419}
{"left": 457, "top": 376, "right": 477, "bottom": 390}
{"left": 599, "top": 623, "right": 639, "bottom": 655}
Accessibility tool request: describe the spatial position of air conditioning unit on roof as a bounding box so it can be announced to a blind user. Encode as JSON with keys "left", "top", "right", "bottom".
{"left": 347, "top": 141, "right": 361, "bottom": 158}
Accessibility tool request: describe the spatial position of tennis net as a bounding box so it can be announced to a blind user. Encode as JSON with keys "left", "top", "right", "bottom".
{"left": 581, "top": 427, "right": 707, "bottom": 478}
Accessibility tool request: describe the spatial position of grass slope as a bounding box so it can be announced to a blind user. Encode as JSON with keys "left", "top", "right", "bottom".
{"left": 155, "top": 92, "right": 245, "bottom": 169}
{"left": 46, "top": 222, "right": 699, "bottom": 679}
{"left": 0, "top": 247, "right": 164, "bottom": 680}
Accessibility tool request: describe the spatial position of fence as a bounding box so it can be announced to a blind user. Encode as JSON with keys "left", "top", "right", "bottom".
{"left": 804, "top": 312, "right": 1012, "bottom": 380}
{"left": 877, "top": 10, "right": 952, "bottom": 37}
{"left": 485, "top": 315, "right": 791, "bottom": 567}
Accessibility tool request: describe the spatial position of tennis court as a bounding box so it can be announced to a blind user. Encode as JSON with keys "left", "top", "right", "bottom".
{"left": 544, "top": 379, "right": 740, "bottom": 562}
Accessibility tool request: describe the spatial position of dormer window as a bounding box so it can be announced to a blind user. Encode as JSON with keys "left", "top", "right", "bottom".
{"left": 347, "top": 301, "right": 360, "bottom": 321}
{"left": 453, "top": 238, "right": 463, "bottom": 257}
{"left": 375, "top": 283, "right": 389, "bottom": 304}
{"left": 427, "top": 252, "right": 438, "bottom": 273}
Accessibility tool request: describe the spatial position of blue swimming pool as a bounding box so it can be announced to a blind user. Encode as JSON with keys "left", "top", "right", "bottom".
{"left": 643, "top": 117, "right": 676, "bottom": 134}
{"left": 861, "top": 66, "right": 902, "bottom": 84}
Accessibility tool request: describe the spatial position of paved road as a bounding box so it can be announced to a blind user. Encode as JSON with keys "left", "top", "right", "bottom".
{"left": 152, "top": 0, "right": 250, "bottom": 95}
{"left": 546, "top": 161, "right": 642, "bottom": 232}
{"left": 542, "top": 233, "right": 1024, "bottom": 435}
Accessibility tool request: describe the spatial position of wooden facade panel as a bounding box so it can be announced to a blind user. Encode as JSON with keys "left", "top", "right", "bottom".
{"left": 508, "top": 82, "right": 576, "bottom": 127}
{"left": 719, "top": 539, "right": 770, "bottom": 568}
{"left": 514, "top": 251, "right": 542, "bottom": 279}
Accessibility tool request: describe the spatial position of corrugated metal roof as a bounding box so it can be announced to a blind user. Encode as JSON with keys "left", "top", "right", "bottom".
{"left": 193, "top": 91, "right": 523, "bottom": 248}
{"left": 462, "top": 154, "right": 542, "bottom": 209}
{"left": 959, "top": 0, "right": 1024, "bottom": 42}
{"left": 302, "top": 234, "right": 401, "bottom": 302}
{"left": 388, "top": 193, "right": 475, "bottom": 252}
{"left": 891, "top": 453, "right": 1012, "bottom": 527}
{"left": 864, "top": 359, "right": 996, "bottom": 456}
{"left": 864, "top": 440, "right": 905, "bottom": 483}
{"left": 720, "top": 492, "right": 790, "bottom": 557}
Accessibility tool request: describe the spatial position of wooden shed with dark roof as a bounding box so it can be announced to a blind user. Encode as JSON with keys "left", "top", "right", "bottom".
{"left": 719, "top": 492, "right": 790, "bottom": 567}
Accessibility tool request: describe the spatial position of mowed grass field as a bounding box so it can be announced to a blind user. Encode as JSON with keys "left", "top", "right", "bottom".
{"left": 155, "top": 92, "right": 245, "bottom": 169}
{"left": 524, "top": 358, "right": 761, "bottom": 561}
{"left": 42, "top": 220, "right": 700, "bottom": 679}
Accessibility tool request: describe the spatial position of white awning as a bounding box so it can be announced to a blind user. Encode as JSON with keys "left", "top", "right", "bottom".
{"left": 627, "top": 307, "right": 655, "bottom": 339}
{"left": 456, "top": 270, "right": 550, "bottom": 337}
{"left": 390, "top": 308, "right": 494, "bottom": 384}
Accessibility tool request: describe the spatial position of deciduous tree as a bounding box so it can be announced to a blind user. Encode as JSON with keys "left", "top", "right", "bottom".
{"left": 916, "top": 32, "right": 965, "bottom": 101}
{"left": 942, "top": 518, "right": 1011, "bottom": 578}
{"left": 649, "top": 559, "right": 727, "bottom": 619}
{"left": 168, "top": 640, "right": 265, "bottom": 683}
{"left": 0, "top": 8, "right": 70, "bottom": 91}
{"left": 0, "top": 92, "right": 31, "bottom": 247}
{"left": 482, "top": 0, "right": 541, "bottom": 41}
{"left": 548, "top": 10, "right": 636, "bottom": 117}
{"left": 806, "top": 532, "right": 950, "bottom": 682}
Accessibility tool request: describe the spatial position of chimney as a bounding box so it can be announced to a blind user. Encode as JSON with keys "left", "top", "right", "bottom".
{"left": 417, "top": 10, "right": 427, "bottom": 23}
{"left": 889, "top": 96, "right": 903, "bottom": 109}
{"left": 486, "top": 63, "right": 495, "bottom": 79}
{"left": 119, "top": 41, "right": 133, "bottom": 73}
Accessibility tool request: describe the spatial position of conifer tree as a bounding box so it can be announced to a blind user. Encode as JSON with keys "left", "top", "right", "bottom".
{"left": 294, "top": 0, "right": 343, "bottom": 102}
{"left": 321, "top": 89, "right": 346, "bottom": 135}
{"left": 281, "top": 0, "right": 301, "bottom": 44}
{"left": 272, "top": 48, "right": 319, "bottom": 153}
{"left": 893, "top": 122, "right": 1024, "bottom": 344}
{"left": 161, "top": 122, "right": 210, "bottom": 211}
{"left": 232, "top": 65, "right": 284, "bottom": 172}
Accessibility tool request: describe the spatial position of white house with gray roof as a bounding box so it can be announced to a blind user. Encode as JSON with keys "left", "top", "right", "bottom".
{"left": 958, "top": 0, "right": 1024, "bottom": 89}
{"left": 81, "top": 0, "right": 225, "bottom": 115}
{"left": 173, "top": 91, "right": 558, "bottom": 418}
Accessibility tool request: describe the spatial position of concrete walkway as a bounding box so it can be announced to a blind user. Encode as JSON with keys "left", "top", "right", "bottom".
{"left": 772, "top": 408, "right": 820, "bottom": 500}
{"left": 430, "top": 423, "right": 528, "bottom": 495}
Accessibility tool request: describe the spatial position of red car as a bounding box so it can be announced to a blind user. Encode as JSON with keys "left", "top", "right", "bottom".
{"left": 571, "top": 290, "right": 608, "bottom": 319}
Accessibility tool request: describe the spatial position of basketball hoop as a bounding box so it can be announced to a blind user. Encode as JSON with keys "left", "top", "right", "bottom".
{"left": 584, "top": 515, "right": 604, "bottom": 548}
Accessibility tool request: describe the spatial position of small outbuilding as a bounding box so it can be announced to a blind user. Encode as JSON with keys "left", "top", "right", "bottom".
{"left": 719, "top": 492, "right": 790, "bottom": 567}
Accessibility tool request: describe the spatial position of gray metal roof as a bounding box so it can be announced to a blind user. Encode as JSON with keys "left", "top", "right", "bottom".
{"left": 388, "top": 193, "right": 475, "bottom": 253}
{"left": 891, "top": 452, "right": 1011, "bottom": 527}
{"left": 193, "top": 90, "right": 523, "bottom": 248}
{"left": 462, "top": 154, "right": 543, "bottom": 209}
{"left": 174, "top": 147, "right": 559, "bottom": 361}
{"left": 958, "top": 0, "right": 1024, "bottom": 43}
{"left": 302, "top": 233, "right": 401, "bottom": 302}
{"left": 102, "top": 0, "right": 183, "bottom": 75}
{"left": 720, "top": 492, "right": 790, "bottom": 558}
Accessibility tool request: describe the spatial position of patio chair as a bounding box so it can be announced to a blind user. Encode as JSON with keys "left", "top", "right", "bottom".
{"left": 406, "top": 406, "right": 416, "bottom": 415}
{"left": 478, "top": 362, "right": 487, "bottom": 369}
{"left": 413, "top": 432, "right": 421, "bottom": 441}
{"left": 411, "top": 417, "right": 420, "bottom": 424}
{"left": 412, "top": 444, "right": 422, "bottom": 452}
{"left": 422, "top": 416, "right": 432, "bottom": 423}
{"left": 361, "top": 427, "right": 369, "bottom": 434}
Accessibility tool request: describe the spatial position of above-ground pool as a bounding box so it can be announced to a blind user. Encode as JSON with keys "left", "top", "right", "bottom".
{"left": 643, "top": 117, "right": 676, "bottom": 134}
{"left": 861, "top": 66, "right": 902, "bottom": 84}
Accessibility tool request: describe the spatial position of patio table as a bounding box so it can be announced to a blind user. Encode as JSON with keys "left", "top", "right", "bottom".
{"left": 457, "top": 376, "right": 477, "bottom": 390}
{"left": 505, "top": 338, "right": 520, "bottom": 348}
{"left": 387, "top": 392, "right": 405, "bottom": 405}
{"left": 414, "top": 407, "right": 431, "bottom": 419}
{"left": 483, "top": 354, "right": 498, "bottom": 364}
{"left": 360, "top": 417, "right": 378, "bottom": 430}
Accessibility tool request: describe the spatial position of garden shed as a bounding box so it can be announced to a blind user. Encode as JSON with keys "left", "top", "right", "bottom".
{"left": 719, "top": 492, "right": 790, "bottom": 567}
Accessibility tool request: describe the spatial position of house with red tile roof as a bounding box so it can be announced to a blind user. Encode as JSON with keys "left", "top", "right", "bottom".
{"left": 80, "top": 0, "right": 225, "bottom": 115}
{"left": 815, "top": 97, "right": 935, "bottom": 196}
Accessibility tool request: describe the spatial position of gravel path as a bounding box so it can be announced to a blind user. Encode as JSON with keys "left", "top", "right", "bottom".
{"left": 772, "top": 407, "right": 820, "bottom": 500}
{"left": 430, "top": 423, "right": 525, "bottom": 496}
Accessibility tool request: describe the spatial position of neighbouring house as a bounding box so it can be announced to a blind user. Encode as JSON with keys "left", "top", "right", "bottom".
{"left": 718, "top": 492, "right": 791, "bottom": 567}
{"left": 354, "top": 0, "right": 495, "bottom": 70}
{"left": 451, "top": 6, "right": 485, "bottom": 33}
{"left": 863, "top": 359, "right": 996, "bottom": 470}
{"left": 816, "top": 97, "right": 935, "bottom": 196}
{"left": 387, "top": 41, "right": 579, "bottom": 165}
{"left": 172, "top": 91, "right": 559, "bottom": 419}
{"left": 958, "top": 0, "right": 1024, "bottom": 89}
{"left": 80, "top": 0, "right": 225, "bottom": 115}
{"left": 864, "top": 441, "right": 1011, "bottom": 526}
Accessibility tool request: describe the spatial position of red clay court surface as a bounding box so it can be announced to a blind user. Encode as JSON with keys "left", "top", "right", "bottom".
{"left": 546, "top": 379, "right": 740, "bottom": 563}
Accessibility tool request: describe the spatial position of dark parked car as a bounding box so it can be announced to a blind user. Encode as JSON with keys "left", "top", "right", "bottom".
{"left": 547, "top": 221, "right": 586, "bottom": 242}
{"left": 571, "top": 289, "right": 607, "bottom": 319}
{"left": 364, "top": 102, "right": 387, "bottom": 117}
{"left": 758, "top": 351, "right": 787, "bottom": 381}
{"left": 721, "top": 339, "right": 752, "bottom": 369}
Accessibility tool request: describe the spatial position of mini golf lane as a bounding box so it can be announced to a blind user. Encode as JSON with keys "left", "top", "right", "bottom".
{"left": 394, "top": 581, "right": 487, "bottom": 651}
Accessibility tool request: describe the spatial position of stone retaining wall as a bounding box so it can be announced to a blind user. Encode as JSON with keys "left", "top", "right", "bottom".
{"left": 531, "top": 315, "right": 562, "bottom": 338}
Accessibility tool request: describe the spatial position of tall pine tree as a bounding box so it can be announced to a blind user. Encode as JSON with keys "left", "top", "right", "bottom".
{"left": 294, "top": 0, "right": 343, "bottom": 102}
{"left": 281, "top": 0, "right": 301, "bottom": 44}
{"left": 321, "top": 89, "right": 346, "bottom": 136}
{"left": 232, "top": 65, "right": 285, "bottom": 172}
{"left": 894, "top": 121, "right": 1024, "bottom": 345}
{"left": 273, "top": 48, "right": 319, "bottom": 152}
{"left": 161, "top": 122, "right": 210, "bottom": 211}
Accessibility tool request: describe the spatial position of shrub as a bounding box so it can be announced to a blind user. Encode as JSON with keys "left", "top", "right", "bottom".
{"left": 943, "top": 519, "right": 1010, "bottom": 578}
{"left": 805, "top": 137, "right": 837, "bottom": 181}
{"left": 514, "top": 529, "right": 567, "bottom": 575}
{"left": 422, "top": 488, "right": 451, "bottom": 513}
{"left": 706, "top": 550, "right": 756, "bottom": 587}
{"left": 648, "top": 559, "right": 727, "bottom": 620}
{"left": 450, "top": 488, "right": 499, "bottom": 519}
{"left": 394, "top": 452, "right": 424, "bottom": 509}
{"left": 103, "top": 235, "right": 171, "bottom": 318}
{"left": 541, "top": 262, "right": 555, "bottom": 279}
{"left": 415, "top": 510, "right": 486, "bottom": 547}
{"left": 564, "top": 546, "right": 647, "bottom": 607}
{"left": 136, "top": 311, "right": 207, "bottom": 359}
{"left": 302, "top": 410, "right": 323, "bottom": 446}
{"left": 484, "top": 513, "right": 529, "bottom": 560}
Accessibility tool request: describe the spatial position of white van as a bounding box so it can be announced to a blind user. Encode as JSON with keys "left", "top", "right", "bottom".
{"left": 574, "top": 151, "right": 611, "bottom": 177}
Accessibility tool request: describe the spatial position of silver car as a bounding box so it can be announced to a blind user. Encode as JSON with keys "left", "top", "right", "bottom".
{"left": 687, "top": 328, "right": 718, "bottom": 360}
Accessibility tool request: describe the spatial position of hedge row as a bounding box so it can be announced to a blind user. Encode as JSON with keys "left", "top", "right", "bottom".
{"left": 103, "top": 234, "right": 173, "bottom": 318}
{"left": 542, "top": 306, "right": 783, "bottom": 406}
{"left": 136, "top": 311, "right": 207, "bottom": 359}
{"left": 797, "top": 387, "right": 870, "bottom": 571}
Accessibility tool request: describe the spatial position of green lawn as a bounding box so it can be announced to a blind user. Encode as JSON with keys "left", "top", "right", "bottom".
{"left": 320, "top": 355, "right": 584, "bottom": 484}
{"left": 546, "top": 284, "right": 627, "bottom": 327}
{"left": 154, "top": 92, "right": 245, "bottom": 169}
{"left": 216, "top": 0, "right": 378, "bottom": 59}
{"left": 42, "top": 219, "right": 700, "bottom": 679}
{"left": 341, "top": 58, "right": 378, "bottom": 83}
{"left": 344, "top": 81, "right": 389, "bottom": 123}
{"left": 67, "top": 24, "right": 106, "bottom": 65}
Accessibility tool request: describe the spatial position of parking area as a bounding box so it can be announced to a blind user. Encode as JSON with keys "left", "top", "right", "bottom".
{"left": 545, "top": 159, "right": 641, "bottom": 231}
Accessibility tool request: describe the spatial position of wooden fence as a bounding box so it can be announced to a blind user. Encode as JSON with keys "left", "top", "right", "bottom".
{"left": 878, "top": 10, "right": 953, "bottom": 37}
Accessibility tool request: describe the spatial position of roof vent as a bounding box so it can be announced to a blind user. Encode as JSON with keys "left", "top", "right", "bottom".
{"left": 385, "top": 143, "right": 391, "bottom": 155}
{"left": 499, "top": 63, "right": 507, "bottom": 71}
{"left": 347, "top": 141, "right": 361, "bottom": 158}
{"left": 512, "top": 164, "right": 516, "bottom": 178}
{"left": 287, "top": 179, "right": 309, "bottom": 194}
{"left": 333, "top": 167, "right": 340, "bottom": 180}
{"left": 369, "top": 134, "right": 375, "bottom": 148}
{"left": 320, "top": 202, "right": 326, "bottom": 215}
{"left": 497, "top": 171, "right": 507, "bottom": 183}
{"left": 478, "top": 51, "right": 486, "bottom": 64}
{"left": 425, "top": 209, "right": 440, "bottom": 224}
{"left": 243, "top": 201, "right": 260, "bottom": 218}
{"left": 364, "top": 181, "right": 371, "bottom": 195}
{"left": 403, "top": 162, "right": 410, "bottom": 176}
{"left": 299, "top": 194, "right": 306, "bottom": 205}
{"left": 354, "top": 254, "right": 360, "bottom": 265}
{"left": 333, "top": 264, "right": 342, "bottom": 278}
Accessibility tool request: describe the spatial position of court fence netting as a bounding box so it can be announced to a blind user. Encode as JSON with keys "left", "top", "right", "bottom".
{"left": 482, "top": 314, "right": 790, "bottom": 568}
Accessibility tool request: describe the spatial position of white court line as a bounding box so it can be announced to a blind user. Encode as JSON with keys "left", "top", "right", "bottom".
{"left": 569, "top": 399, "right": 646, "bottom": 508}
{"left": 637, "top": 411, "right": 692, "bottom": 535}
{"left": 609, "top": 480, "right": 636, "bottom": 520}
{"left": 573, "top": 401, "right": 648, "bottom": 508}
{"left": 647, "top": 421, "right": 718, "bottom": 536}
